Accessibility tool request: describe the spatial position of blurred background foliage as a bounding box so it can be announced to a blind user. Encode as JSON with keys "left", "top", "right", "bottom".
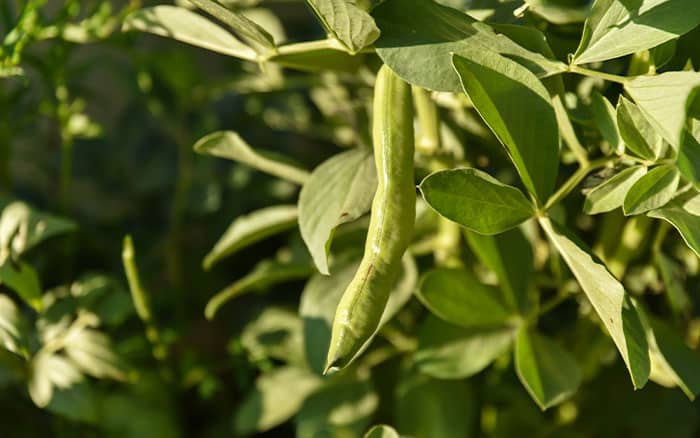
{"left": 1, "top": 0, "right": 700, "bottom": 437}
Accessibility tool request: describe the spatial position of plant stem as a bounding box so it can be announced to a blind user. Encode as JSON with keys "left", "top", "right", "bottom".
{"left": 412, "top": 86, "right": 440, "bottom": 156}
{"left": 544, "top": 156, "right": 615, "bottom": 211}
{"left": 567, "top": 65, "right": 633, "bottom": 84}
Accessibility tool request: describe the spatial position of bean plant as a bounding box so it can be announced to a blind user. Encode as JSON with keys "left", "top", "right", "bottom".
{"left": 3, "top": 0, "right": 700, "bottom": 436}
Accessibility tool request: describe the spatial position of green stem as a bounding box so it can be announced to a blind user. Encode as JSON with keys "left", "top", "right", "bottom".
{"left": 552, "top": 93, "right": 588, "bottom": 165}
{"left": 412, "top": 86, "right": 441, "bottom": 155}
{"left": 544, "top": 156, "right": 614, "bottom": 211}
{"left": 652, "top": 221, "right": 670, "bottom": 254}
{"left": 567, "top": 65, "right": 633, "bottom": 84}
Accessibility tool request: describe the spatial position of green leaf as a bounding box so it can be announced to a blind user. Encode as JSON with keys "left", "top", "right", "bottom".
{"left": 188, "top": 0, "right": 275, "bottom": 53}
{"left": 0, "top": 201, "right": 76, "bottom": 256}
{"left": 648, "top": 200, "right": 700, "bottom": 258}
{"left": 269, "top": 39, "right": 363, "bottom": 72}
{"left": 365, "top": 425, "right": 399, "bottom": 438}
{"left": 300, "top": 253, "right": 416, "bottom": 374}
{"left": 194, "top": 131, "right": 309, "bottom": 185}
{"left": 203, "top": 205, "right": 298, "bottom": 270}
{"left": 416, "top": 268, "right": 514, "bottom": 328}
{"left": 584, "top": 166, "right": 648, "bottom": 215}
{"left": 616, "top": 96, "right": 663, "bottom": 161}
{"left": 515, "top": 328, "right": 581, "bottom": 410}
{"left": 452, "top": 53, "right": 559, "bottom": 202}
{"left": 646, "top": 316, "right": 700, "bottom": 400}
{"left": 63, "top": 328, "right": 125, "bottom": 381}
{"left": 122, "top": 6, "right": 257, "bottom": 61}
{"left": 395, "top": 370, "right": 476, "bottom": 438}
{"left": 419, "top": 168, "right": 535, "bottom": 234}
{"left": 28, "top": 352, "right": 84, "bottom": 408}
{"left": 625, "top": 72, "right": 700, "bottom": 149}
{"left": 205, "top": 256, "right": 313, "bottom": 319}
{"left": 46, "top": 383, "right": 98, "bottom": 424}
{"left": 234, "top": 366, "right": 322, "bottom": 435}
{"left": 296, "top": 372, "right": 378, "bottom": 438}
{"left": 538, "top": 217, "right": 650, "bottom": 388}
{"left": 678, "top": 130, "right": 700, "bottom": 187}
{"left": 240, "top": 307, "right": 305, "bottom": 366}
{"left": 524, "top": 0, "right": 590, "bottom": 24}
{"left": 372, "top": 0, "right": 566, "bottom": 93}
{"left": 0, "top": 294, "right": 23, "bottom": 355}
{"left": 415, "top": 315, "right": 515, "bottom": 379}
{"left": 655, "top": 252, "right": 691, "bottom": 317}
{"left": 0, "top": 261, "right": 42, "bottom": 311}
{"left": 299, "top": 148, "right": 377, "bottom": 275}
{"left": 305, "top": 0, "right": 379, "bottom": 53}
{"left": 623, "top": 165, "right": 680, "bottom": 216}
{"left": 590, "top": 91, "right": 622, "bottom": 153}
{"left": 573, "top": 0, "right": 700, "bottom": 64}
{"left": 465, "top": 227, "right": 533, "bottom": 313}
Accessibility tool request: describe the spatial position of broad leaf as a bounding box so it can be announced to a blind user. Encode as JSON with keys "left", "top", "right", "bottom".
{"left": 678, "top": 130, "right": 700, "bottom": 187}
{"left": 234, "top": 366, "right": 321, "bottom": 435}
{"left": 623, "top": 165, "right": 679, "bottom": 216}
{"left": 625, "top": 72, "right": 700, "bottom": 149}
{"left": 584, "top": 166, "right": 647, "bottom": 214}
{"left": 573, "top": 0, "right": 700, "bottom": 64}
{"left": 194, "top": 131, "right": 309, "bottom": 185}
{"left": 452, "top": 53, "right": 559, "bottom": 202}
{"left": 203, "top": 205, "right": 298, "bottom": 270}
{"left": 122, "top": 6, "right": 256, "bottom": 61}
{"left": 296, "top": 373, "right": 378, "bottom": 438}
{"left": 395, "top": 370, "right": 476, "bottom": 438}
{"left": 616, "top": 96, "right": 663, "bottom": 161}
{"left": 646, "top": 316, "right": 700, "bottom": 400}
{"left": 0, "top": 202, "right": 76, "bottom": 256}
{"left": 299, "top": 148, "right": 376, "bottom": 275}
{"left": 300, "top": 253, "right": 416, "bottom": 374}
{"left": 188, "top": 0, "right": 275, "bottom": 53}
{"left": 465, "top": 227, "right": 533, "bottom": 312}
{"left": 63, "top": 328, "right": 125, "bottom": 380}
{"left": 372, "top": 0, "right": 566, "bottom": 93}
{"left": 415, "top": 316, "right": 514, "bottom": 379}
{"left": 419, "top": 168, "right": 535, "bottom": 235}
{"left": 29, "top": 352, "right": 83, "bottom": 408}
{"left": 524, "top": 0, "right": 590, "bottom": 24}
{"left": 365, "top": 425, "right": 399, "bottom": 438}
{"left": 590, "top": 91, "right": 622, "bottom": 153}
{"left": 515, "top": 328, "right": 581, "bottom": 410}
{"left": 648, "top": 200, "right": 700, "bottom": 258}
{"left": 416, "top": 268, "right": 514, "bottom": 328}
{"left": 269, "top": 39, "right": 363, "bottom": 72}
{"left": 306, "top": 0, "right": 379, "bottom": 53}
{"left": 0, "top": 261, "right": 42, "bottom": 311}
{"left": 539, "top": 217, "right": 650, "bottom": 388}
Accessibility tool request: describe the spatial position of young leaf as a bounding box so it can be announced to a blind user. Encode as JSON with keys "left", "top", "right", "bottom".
{"left": 646, "top": 316, "right": 700, "bottom": 400}
{"left": 188, "top": 0, "right": 275, "bottom": 53}
{"left": 452, "top": 53, "right": 559, "bottom": 202}
{"left": 299, "top": 254, "right": 416, "bottom": 374}
{"left": 616, "top": 96, "right": 663, "bottom": 161}
{"left": 122, "top": 6, "right": 257, "bottom": 61}
{"left": 365, "top": 425, "right": 399, "bottom": 438}
{"left": 573, "top": 0, "right": 700, "bottom": 65}
{"left": 203, "top": 205, "right": 298, "bottom": 270}
{"left": 419, "top": 168, "right": 535, "bottom": 235}
{"left": 465, "top": 227, "right": 533, "bottom": 313}
{"left": 305, "top": 0, "right": 379, "bottom": 54}
{"left": 623, "top": 165, "right": 680, "bottom": 216}
{"left": 584, "top": 166, "right": 647, "bottom": 215}
{"left": 193, "top": 131, "right": 310, "bottom": 185}
{"left": 625, "top": 72, "right": 700, "bottom": 149}
{"left": 372, "top": 0, "right": 566, "bottom": 92}
{"left": 415, "top": 316, "right": 515, "bottom": 380}
{"left": 299, "top": 148, "right": 377, "bottom": 275}
{"left": 648, "top": 201, "right": 700, "bottom": 258}
{"left": 590, "top": 91, "right": 622, "bottom": 153}
{"left": 234, "top": 366, "right": 321, "bottom": 435}
{"left": 296, "top": 373, "right": 378, "bottom": 438}
{"left": 515, "top": 328, "right": 581, "bottom": 410}
{"left": 416, "top": 268, "right": 514, "bottom": 328}
{"left": 539, "top": 217, "right": 650, "bottom": 388}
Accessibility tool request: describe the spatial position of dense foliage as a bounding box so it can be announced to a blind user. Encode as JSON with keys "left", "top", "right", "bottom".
{"left": 3, "top": 0, "right": 700, "bottom": 436}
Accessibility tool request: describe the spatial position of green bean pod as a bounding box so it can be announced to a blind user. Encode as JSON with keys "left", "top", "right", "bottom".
{"left": 324, "top": 65, "right": 415, "bottom": 373}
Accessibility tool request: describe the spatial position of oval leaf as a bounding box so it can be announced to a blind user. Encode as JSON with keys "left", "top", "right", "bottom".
{"left": 617, "top": 96, "right": 663, "bottom": 161}
{"left": 416, "top": 268, "right": 514, "bottom": 328}
{"left": 419, "top": 168, "right": 535, "bottom": 235}
{"left": 452, "top": 53, "right": 559, "bottom": 202}
{"left": 623, "top": 165, "right": 679, "bottom": 216}
{"left": 299, "top": 148, "right": 377, "bottom": 275}
{"left": 515, "top": 328, "right": 581, "bottom": 410}
{"left": 584, "top": 165, "right": 648, "bottom": 215}
{"left": 306, "top": 0, "right": 379, "bottom": 53}
{"left": 648, "top": 201, "right": 700, "bottom": 258}
{"left": 365, "top": 425, "right": 399, "bottom": 438}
